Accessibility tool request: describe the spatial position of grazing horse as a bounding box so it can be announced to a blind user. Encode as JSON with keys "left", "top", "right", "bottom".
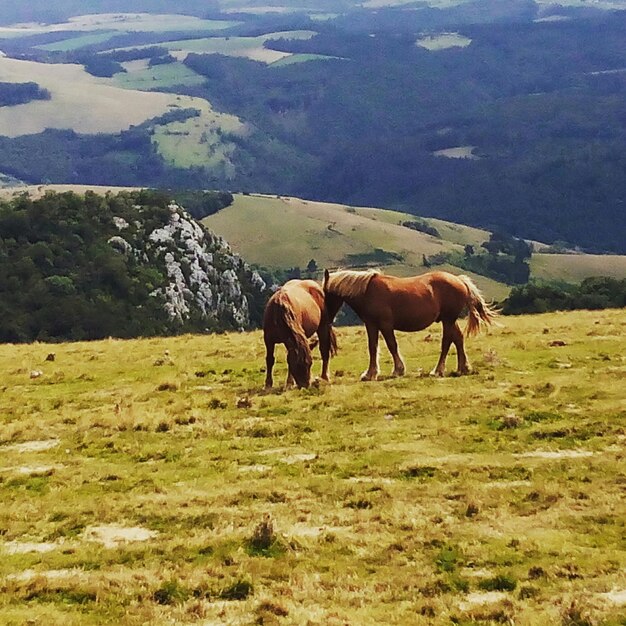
{"left": 263, "top": 279, "right": 337, "bottom": 389}
{"left": 323, "top": 269, "right": 497, "bottom": 380}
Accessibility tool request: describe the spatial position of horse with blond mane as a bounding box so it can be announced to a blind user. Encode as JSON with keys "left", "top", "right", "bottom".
{"left": 263, "top": 279, "right": 337, "bottom": 389}
{"left": 323, "top": 269, "right": 497, "bottom": 380}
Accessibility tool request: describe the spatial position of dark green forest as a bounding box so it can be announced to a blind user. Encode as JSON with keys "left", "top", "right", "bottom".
{"left": 0, "top": 190, "right": 266, "bottom": 343}
{"left": 0, "top": 82, "right": 50, "bottom": 107}
{"left": 181, "top": 13, "right": 626, "bottom": 253}
{"left": 503, "top": 278, "right": 626, "bottom": 315}
{"left": 0, "top": 5, "right": 624, "bottom": 254}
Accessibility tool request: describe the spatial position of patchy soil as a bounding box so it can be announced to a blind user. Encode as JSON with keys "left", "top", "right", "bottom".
{"left": 515, "top": 449, "right": 594, "bottom": 459}
{"left": 599, "top": 589, "right": 626, "bottom": 605}
{"left": 7, "top": 568, "right": 84, "bottom": 582}
{"left": 3, "top": 541, "right": 61, "bottom": 554}
{"left": 458, "top": 591, "right": 509, "bottom": 611}
{"left": 83, "top": 525, "right": 158, "bottom": 548}
{"left": 3, "top": 439, "right": 60, "bottom": 453}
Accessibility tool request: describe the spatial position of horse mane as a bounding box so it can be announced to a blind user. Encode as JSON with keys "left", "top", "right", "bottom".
{"left": 274, "top": 291, "right": 312, "bottom": 367}
{"left": 325, "top": 269, "right": 380, "bottom": 299}
{"left": 457, "top": 274, "right": 499, "bottom": 337}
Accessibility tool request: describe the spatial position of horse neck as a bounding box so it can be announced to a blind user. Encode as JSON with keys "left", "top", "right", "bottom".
{"left": 324, "top": 294, "right": 345, "bottom": 323}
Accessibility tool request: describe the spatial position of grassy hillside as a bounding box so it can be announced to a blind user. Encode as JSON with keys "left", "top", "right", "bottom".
{"left": 0, "top": 309, "right": 625, "bottom": 625}
{"left": 112, "top": 31, "right": 318, "bottom": 65}
{"left": 203, "top": 194, "right": 626, "bottom": 300}
{"left": 0, "top": 8, "right": 625, "bottom": 253}
{"left": 0, "top": 57, "right": 241, "bottom": 139}
{"left": 530, "top": 254, "right": 626, "bottom": 283}
{"left": 204, "top": 193, "right": 509, "bottom": 300}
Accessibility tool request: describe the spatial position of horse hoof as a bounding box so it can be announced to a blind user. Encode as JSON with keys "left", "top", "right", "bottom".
{"left": 429, "top": 369, "right": 444, "bottom": 378}
{"left": 360, "top": 372, "right": 377, "bottom": 382}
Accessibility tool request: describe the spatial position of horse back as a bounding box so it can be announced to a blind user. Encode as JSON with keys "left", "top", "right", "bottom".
{"left": 366, "top": 272, "right": 468, "bottom": 330}
{"left": 264, "top": 280, "right": 324, "bottom": 340}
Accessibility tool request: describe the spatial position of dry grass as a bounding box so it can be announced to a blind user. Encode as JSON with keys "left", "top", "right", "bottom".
{"left": 0, "top": 13, "right": 239, "bottom": 37}
{"left": 0, "top": 309, "right": 625, "bottom": 624}
{"left": 0, "top": 57, "right": 229, "bottom": 137}
{"left": 203, "top": 193, "right": 509, "bottom": 300}
{"left": 531, "top": 253, "right": 626, "bottom": 282}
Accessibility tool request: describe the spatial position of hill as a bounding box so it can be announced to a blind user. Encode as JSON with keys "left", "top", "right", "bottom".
{"left": 0, "top": 308, "right": 624, "bottom": 624}
{"left": 203, "top": 193, "right": 626, "bottom": 300}
{"left": 0, "top": 5, "right": 624, "bottom": 252}
{"left": 0, "top": 189, "right": 267, "bottom": 342}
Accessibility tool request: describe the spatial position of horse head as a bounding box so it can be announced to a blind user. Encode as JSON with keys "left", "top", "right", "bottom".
{"left": 287, "top": 340, "right": 313, "bottom": 388}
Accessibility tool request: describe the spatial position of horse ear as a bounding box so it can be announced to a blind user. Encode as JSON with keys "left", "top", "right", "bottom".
{"left": 323, "top": 269, "right": 330, "bottom": 290}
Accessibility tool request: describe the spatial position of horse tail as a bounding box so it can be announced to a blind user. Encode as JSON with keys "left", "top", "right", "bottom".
{"left": 458, "top": 275, "right": 499, "bottom": 337}
{"left": 275, "top": 293, "right": 312, "bottom": 368}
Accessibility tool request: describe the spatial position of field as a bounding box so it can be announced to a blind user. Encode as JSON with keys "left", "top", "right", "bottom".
{"left": 416, "top": 33, "right": 473, "bottom": 51}
{"left": 0, "top": 309, "right": 625, "bottom": 625}
{"left": 204, "top": 194, "right": 475, "bottom": 266}
{"left": 0, "top": 14, "right": 239, "bottom": 38}
{"left": 133, "top": 31, "right": 317, "bottom": 65}
{"left": 36, "top": 32, "right": 124, "bottom": 52}
{"left": 113, "top": 62, "right": 207, "bottom": 91}
{"left": 530, "top": 254, "right": 626, "bottom": 283}
{"left": 204, "top": 194, "right": 509, "bottom": 300}
{"left": 0, "top": 57, "right": 235, "bottom": 137}
{"left": 203, "top": 194, "right": 626, "bottom": 300}
{"left": 151, "top": 109, "right": 245, "bottom": 171}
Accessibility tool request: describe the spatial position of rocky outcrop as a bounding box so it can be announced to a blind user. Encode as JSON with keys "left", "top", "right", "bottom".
{"left": 109, "top": 198, "right": 266, "bottom": 332}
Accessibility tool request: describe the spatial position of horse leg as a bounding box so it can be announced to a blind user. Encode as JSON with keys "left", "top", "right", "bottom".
{"left": 430, "top": 321, "right": 454, "bottom": 377}
{"left": 361, "top": 322, "right": 380, "bottom": 381}
{"left": 264, "top": 339, "right": 275, "bottom": 389}
{"left": 284, "top": 345, "right": 296, "bottom": 389}
{"left": 451, "top": 321, "right": 471, "bottom": 375}
{"left": 285, "top": 370, "right": 295, "bottom": 389}
{"left": 317, "top": 326, "right": 332, "bottom": 382}
{"left": 381, "top": 326, "right": 405, "bottom": 377}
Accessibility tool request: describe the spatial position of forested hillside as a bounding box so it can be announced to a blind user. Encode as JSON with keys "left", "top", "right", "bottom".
{"left": 0, "top": 3, "right": 624, "bottom": 252}
{"left": 182, "top": 13, "right": 626, "bottom": 252}
{"left": 0, "top": 190, "right": 267, "bottom": 342}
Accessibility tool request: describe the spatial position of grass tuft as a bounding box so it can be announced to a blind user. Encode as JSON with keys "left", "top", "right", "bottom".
{"left": 478, "top": 574, "right": 517, "bottom": 591}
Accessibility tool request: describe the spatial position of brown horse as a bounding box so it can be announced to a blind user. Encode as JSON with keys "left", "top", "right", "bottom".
{"left": 263, "top": 279, "right": 337, "bottom": 389}
{"left": 323, "top": 269, "right": 497, "bottom": 380}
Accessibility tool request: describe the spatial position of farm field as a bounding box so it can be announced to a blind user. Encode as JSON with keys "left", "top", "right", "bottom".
{"left": 0, "top": 309, "right": 624, "bottom": 625}
{"left": 136, "top": 31, "right": 317, "bottom": 65}
{"left": 530, "top": 254, "right": 626, "bottom": 283}
{"left": 0, "top": 57, "right": 234, "bottom": 137}
{"left": 0, "top": 14, "right": 239, "bottom": 38}
{"left": 112, "top": 62, "right": 207, "bottom": 91}
{"left": 417, "top": 33, "right": 473, "bottom": 51}
{"left": 151, "top": 109, "right": 245, "bottom": 171}
{"left": 36, "top": 31, "right": 124, "bottom": 52}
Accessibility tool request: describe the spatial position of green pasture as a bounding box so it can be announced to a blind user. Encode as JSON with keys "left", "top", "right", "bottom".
{"left": 530, "top": 254, "right": 626, "bottom": 283}
{"left": 149, "top": 104, "right": 244, "bottom": 171}
{"left": 0, "top": 308, "right": 624, "bottom": 624}
{"left": 203, "top": 194, "right": 502, "bottom": 300}
{"left": 131, "top": 31, "right": 317, "bottom": 64}
{"left": 204, "top": 194, "right": 626, "bottom": 300}
{"left": 36, "top": 31, "right": 124, "bottom": 52}
{"left": 270, "top": 53, "right": 340, "bottom": 67}
{"left": 112, "top": 62, "right": 206, "bottom": 90}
